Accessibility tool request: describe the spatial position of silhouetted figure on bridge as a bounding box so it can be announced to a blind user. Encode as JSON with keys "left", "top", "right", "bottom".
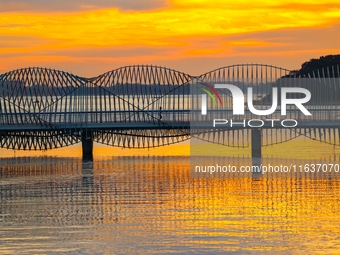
{"left": 159, "top": 107, "right": 163, "bottom": 120}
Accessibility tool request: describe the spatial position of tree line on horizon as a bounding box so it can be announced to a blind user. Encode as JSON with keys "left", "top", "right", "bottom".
{"left": 260, "top": 54, "right": 340, "bottom": 104}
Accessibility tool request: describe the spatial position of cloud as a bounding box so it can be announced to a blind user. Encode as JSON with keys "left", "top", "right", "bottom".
{"left": 0, "top": 0, "right": 168, "bottom": 12}
{"left": 222, "top": 24, "right": 340, "bottom": 53}
{"left": 0, "top": 0, "right": 339, "bottom": 76}
{"left": 1, "top": 1, "right": 339, "bottom": 49}
{"left": 0, "top": 35, "right": 50, "bottom": 50}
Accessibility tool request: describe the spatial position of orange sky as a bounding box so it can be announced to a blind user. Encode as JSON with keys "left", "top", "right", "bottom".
{"left": 1, "top": 0, "right": 340, "bottom": 76}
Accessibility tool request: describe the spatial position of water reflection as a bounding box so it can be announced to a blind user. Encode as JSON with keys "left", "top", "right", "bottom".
{"left": 1, "top": 156, "right": 340, "bottom": 254}
{"left": 82, "top": 161, "right": 94, "bottom": 191}
{"left": 252, "top": 157, "right": 263, "bottom": 177}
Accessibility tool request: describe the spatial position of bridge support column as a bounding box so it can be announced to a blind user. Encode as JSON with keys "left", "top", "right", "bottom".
{"left": 82, "top": 130, "right": 93, "bottom": 161}
{"left": 251, "top": 128, "right": 262, "bottom": 158}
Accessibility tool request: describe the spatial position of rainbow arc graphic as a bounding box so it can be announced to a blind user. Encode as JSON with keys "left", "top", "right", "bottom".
{"left": 199, "top": 82, "right": 223, "bottom": 115}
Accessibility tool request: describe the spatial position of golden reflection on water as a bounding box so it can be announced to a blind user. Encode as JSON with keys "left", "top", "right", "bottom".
{"left": 1, "top": 156, "right": 340, "bottom": 253}
{"left": 1, "top": 136, "right": 340, "bottom": 160}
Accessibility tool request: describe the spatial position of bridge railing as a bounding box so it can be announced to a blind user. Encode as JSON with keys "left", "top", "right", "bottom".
{"left": 1, "top": 107, "right": 340, "bottom": 129}
{"left": 0, "top": 110, "right": 192, "bottom": 127}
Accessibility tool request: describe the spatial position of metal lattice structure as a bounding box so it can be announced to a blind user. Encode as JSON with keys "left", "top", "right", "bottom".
{"left": 0, "top": 64, "right": 340, "bottom": 151}
{"left": 0, "top": 66, "right": 191, "bottom": 150}
{"left": 91, "top": 66, "right": 191, "bottom": 148}
{"left": 192, "top": 64, "right": 340, "bottom": 147}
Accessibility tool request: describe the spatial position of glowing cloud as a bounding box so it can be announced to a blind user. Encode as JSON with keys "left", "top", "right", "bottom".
{"left": 0, "top": 0, "right": 340, "bottom": 75}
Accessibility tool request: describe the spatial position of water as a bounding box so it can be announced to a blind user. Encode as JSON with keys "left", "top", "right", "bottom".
{"left": 1, "top": 154, "right": 340, "bottom": 254}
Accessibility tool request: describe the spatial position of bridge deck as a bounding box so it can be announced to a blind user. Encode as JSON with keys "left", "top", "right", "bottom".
{"left": 1, "top": 121, "right": 340, "bottom": 131}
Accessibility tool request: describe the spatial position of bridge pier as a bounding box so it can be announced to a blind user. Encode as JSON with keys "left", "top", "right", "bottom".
{"left": 82, "top": 130, "right": 93, "bottom": 161}
{"left": 251, "top": 128, "right": 262, "bottom": 158}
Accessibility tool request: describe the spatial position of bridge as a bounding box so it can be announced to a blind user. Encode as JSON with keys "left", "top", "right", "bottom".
{"left": 0, "top": 64, "right": 339, "bottom": 160}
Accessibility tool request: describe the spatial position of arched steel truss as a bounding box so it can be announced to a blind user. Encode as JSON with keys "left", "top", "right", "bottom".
{"left": 0, "top": 64, "right": 339, "bottom": 150}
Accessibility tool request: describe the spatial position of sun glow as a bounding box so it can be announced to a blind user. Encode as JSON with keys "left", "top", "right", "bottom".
{"left": 0, "top": 0, "right": 340, "bottom": 75}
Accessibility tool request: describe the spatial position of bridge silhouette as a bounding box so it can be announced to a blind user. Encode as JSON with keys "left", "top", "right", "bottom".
{"left": 1, "top": 64, "right": 339, "bottom": 160}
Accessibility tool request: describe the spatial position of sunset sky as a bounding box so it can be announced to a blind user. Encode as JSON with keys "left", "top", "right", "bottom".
{"left": 1, "top": 0, "right": 340, "bottom": 77}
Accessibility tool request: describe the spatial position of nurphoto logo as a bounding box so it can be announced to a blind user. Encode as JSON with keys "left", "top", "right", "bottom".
{"left": 200, "top": 83, "right": 312, "bottom": 128}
